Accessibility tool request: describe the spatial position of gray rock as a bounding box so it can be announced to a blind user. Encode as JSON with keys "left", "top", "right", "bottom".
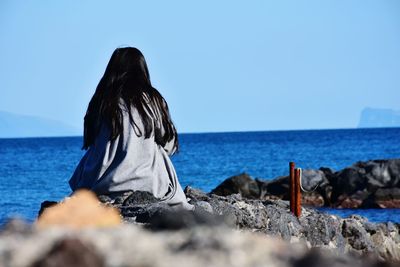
{"left": 146, "top": 208, "right": 226, "bottom": 231}
{"left": 38, "top": 201, "right": 58, "bottom": 217}
{"left": 301, "top": 169, "right": 327, "bottom": 191}
{"left": 210, "top": 173, "right": 260, "bottom": 199}
{"left": 0, "top": 218, "right": 32, "bottom": 236}
{"left": 193, "top": 201, "right": 214, "bottom": 213}
{"left": 31, "top": 238, "right": 104, "bottom": 267}
{"left": 122, "top": 190, "right": 159, "bottom": 206}
{"left": 342, "top": 218, "right": 375, "bottom": 252}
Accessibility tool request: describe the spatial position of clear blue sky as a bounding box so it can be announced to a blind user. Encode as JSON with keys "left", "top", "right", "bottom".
{"left": 1, "top": 0, "right": 399, "bottom": 133}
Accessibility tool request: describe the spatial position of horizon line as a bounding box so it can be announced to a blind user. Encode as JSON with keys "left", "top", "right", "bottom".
{"left": 1, "top": 126, "right": 399, "bottom": 140}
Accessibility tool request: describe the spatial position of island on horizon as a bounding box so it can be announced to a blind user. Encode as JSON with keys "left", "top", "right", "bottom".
{"left": 358, "top": 107, "right": 400, "bottom": 128}
{"left": 0, "top": 110, "right": 80, "bottom": 138}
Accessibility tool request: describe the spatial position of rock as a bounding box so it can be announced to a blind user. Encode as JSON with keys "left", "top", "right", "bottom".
{"left": 257, "top": 175, "right": 289, "bottom": 199}
{"left": 146, "top": 208, "right": 226, "bottom": 231}
{"left": 292, "top": 247, "right": 395, "bottom": 267}
{"left": 300, "top": 169, "right": 327, "bottom": 191}
{"left": 342, "top": 217, "right": 375, "bottom": 252}
{"left": 38, "top": 201, "right": 58, "bottom": 218}
{"left": 302, "top": 192, "right": 325, "bottom": 206}
{"left": 210, "top": 173, "right": 260, "bottom": 199}
{"left": 331, "top": 159, "right": 400, "bottom": 208}
{"left": 193, "top": 200, "right": 214, "bottom": 213}
{"left": 331, "top": 166, "right": 367, "bottom": 201}
{"left": 110, "top": 190, "right": 174, "bottom": 224}
{"left": 336, "top": 190, "right": 370, "bottom": 208}
{"left": 99, "top": 189, "right": 226, "bottom": 230}
{"left": 31, "top": 238, "right": 104, "bottom": 267}
{"left": 0, "top": 218, "right": 32, "bottom": 235}
{"left": 98, "top": 190, "right": 134, "bottom": 205}
{"left": 122, "top": 190, "right": 159, "bottom": 206}
{"left": 371, "top": 188, "right": 400, "bottom": 208}
{"left": 374, "top": 188, "right": 400, "bottom": 201}
{"left": 36, "top": 190, "right": 121, "bottom": 229}
{"left": 184, "top": 186, "right": 210, "bottom": 202}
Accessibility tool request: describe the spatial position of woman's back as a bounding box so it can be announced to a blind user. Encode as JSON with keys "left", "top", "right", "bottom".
{"left": 69, "top": 47, "right": 192, "bottom": 210}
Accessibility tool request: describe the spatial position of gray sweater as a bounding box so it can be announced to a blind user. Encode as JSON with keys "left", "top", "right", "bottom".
{"left": 69, "top": 101, "right": 193, "bottom": 210}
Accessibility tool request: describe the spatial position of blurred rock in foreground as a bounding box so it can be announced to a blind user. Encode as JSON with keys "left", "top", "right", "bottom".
{"left": 37, "top": 190, "right": 121, "bottom": 229}
{"left": 1, "top": 219, "right": 397, "bottom": 267}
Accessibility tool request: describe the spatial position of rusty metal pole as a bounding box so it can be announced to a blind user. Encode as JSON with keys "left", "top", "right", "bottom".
{"left": 289, "top": 162, "right": 295, "bottom": 213}
{"left": 294, "top": 168, "right": 302, "bottom": 217}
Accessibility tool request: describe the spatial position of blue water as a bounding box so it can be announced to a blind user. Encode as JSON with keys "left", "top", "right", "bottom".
{"left": 0, "top": 128, "right": 399, "bottom": 224}
{"left": 318, "top": 208, "right": 400, "bottom": 223}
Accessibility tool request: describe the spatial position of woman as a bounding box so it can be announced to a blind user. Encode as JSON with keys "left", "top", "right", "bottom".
{"left": 69, "top": 47, "right": 193, "bottom": 210}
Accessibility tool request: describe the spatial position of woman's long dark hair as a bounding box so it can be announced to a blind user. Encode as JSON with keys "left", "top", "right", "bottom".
{"left": 82, "top": 47, "right": 179, "bottom": 152}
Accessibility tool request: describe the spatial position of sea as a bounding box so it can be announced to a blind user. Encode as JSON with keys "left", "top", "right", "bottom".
{"left": 1, "top": 127, "right": 400, "bottom": 225}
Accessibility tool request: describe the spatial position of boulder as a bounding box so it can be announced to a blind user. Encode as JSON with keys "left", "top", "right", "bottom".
{"left": 363, "top": 188, "right": 400, "bottom": 208}
{"left": 210, "top": 173, "right": 260, "bottom": 199}
{"left": 31, "top": 238, "right": 104, "bottom": 267}
{"left": 36, "top": 190, "right": 121, "bottom": 229}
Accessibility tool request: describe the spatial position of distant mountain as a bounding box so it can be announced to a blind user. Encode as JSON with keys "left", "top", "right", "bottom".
{"left": 358, "top": 107, "right": 400, "bottom": 128}
{"left": 0, "top": 111, "right": 81, "bottom": 138}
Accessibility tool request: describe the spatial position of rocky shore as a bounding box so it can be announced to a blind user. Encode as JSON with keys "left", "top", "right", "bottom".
{"left": 0, "top": 187, "right": 400, "bottom": 267}
{"left": 1, "top": 159, "right": 400, "bottom": 266}
{"left": 1, "top": 188, "right": 400, "bottom": 267}
{"left": 211, "top": 159, "right": 400, "bottom": 208}
{"left": 96, "top": 187, "right": 400, "bottom": 261}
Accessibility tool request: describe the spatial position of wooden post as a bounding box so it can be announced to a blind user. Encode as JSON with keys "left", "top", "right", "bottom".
{"left": 294, "top": 168, "right": 302, "bottom": 217}
{"left": 289, "top": 162, "right": 295, "bottom": 213}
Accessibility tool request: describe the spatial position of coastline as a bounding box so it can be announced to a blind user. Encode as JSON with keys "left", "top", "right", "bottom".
{"left": 2, "top": 185, "right": 399, "bottom": 266}
{"left": 2, "top": 156, "right": 400, "bottom": 266}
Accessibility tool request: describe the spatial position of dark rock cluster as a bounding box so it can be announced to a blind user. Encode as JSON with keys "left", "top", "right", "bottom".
{"left": 212, "top": 159, "right": 400, "bottom": 208}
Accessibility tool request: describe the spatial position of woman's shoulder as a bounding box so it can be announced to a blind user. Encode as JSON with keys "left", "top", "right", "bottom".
{"left": 118, "top": 98, "right": 155, "bottom": 119}
{"left": 117, "top": 97, "right": 156, "bottom": 135}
